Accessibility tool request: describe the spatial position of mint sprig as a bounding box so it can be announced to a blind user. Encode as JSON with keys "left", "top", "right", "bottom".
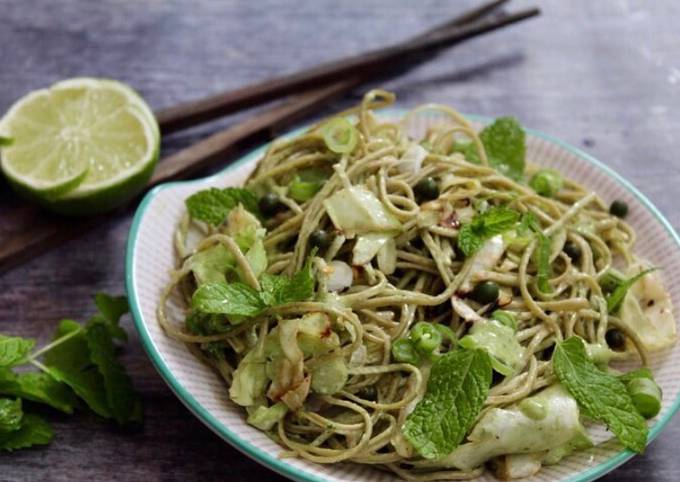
{"left": 186, "top": 187, "right": 259, "bottom": 226}
{"left": 453, "top": 117, "right": 526, "bottom": 180}
{"left": 402, "top": 349, "right": 492, "bottom": 459}
{"left": 457, "top": 206, "right": 520, "bottom": 256}
{"left": 553, "top": 337, "right": 648, "bottom": 453}
{"left": 192, "top": 255, "right": 316, "bottom": 319}
{"left": 0, "top": 293, "right": 140, "bottom": 452}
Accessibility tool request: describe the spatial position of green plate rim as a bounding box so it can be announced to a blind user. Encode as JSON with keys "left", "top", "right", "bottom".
{"left": 125, "top": 108, "right": 680, "bottom": 482}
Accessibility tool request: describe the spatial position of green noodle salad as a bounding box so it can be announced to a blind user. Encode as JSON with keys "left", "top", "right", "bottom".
{"left": 158, "top": 90, "right": 677, "bottom": 480}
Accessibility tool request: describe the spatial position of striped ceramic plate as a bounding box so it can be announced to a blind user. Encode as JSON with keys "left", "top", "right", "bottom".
{"left": 126, "top": 109, "right": 680, "bottom": 482}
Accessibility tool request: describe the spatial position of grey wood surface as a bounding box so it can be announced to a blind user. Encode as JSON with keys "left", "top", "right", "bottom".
{"left": 1, "top": 0, "right": 679, "bottom": 480}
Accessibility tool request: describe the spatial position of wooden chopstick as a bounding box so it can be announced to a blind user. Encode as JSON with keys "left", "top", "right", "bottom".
{"left": 156, "top": 3, "right": 538, "bottom": 134}
{"left": 0, "top": 2, "right": 540, "bottom": 274}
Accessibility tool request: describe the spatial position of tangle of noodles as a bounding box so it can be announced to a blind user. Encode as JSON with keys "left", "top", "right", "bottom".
{"left": 158, "top": 90, "right": 676, "bottom": 480}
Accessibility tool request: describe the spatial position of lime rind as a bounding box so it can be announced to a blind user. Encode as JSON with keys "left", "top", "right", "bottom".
{"left": 0, "top": 77, "right": 160, "bottom": 215}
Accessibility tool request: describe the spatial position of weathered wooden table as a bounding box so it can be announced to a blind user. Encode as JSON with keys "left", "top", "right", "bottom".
{"left": 1, "top": 0, "right": 679, "bottom": 480}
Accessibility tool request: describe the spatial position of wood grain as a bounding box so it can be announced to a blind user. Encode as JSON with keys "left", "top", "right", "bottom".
{"left": 1, "top": 1, "right": 679, "bottom": 481}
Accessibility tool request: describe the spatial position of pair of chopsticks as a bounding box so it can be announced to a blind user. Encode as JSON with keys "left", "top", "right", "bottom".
{"left": 0, "top": 0, "right": 539, "bottom": 273}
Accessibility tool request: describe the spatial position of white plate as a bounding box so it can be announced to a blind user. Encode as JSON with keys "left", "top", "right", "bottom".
{"left": 126, "top": 109, "right": 680, "bottom": 482}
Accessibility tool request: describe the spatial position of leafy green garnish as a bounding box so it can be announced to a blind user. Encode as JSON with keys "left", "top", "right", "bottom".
{"left": 0, "top": 335, "right": 35, "bottom": 367}
{"left": 606, "top": 268, "right": 657, "bottom": 313}
{"left": 44, "top": 319, "right": 112, "bottom": 418}
{"left": 186, "top": 187, "right": 259, "bottom": 226}
{"left": 480, "top": 117, "right": 526, "bottom": 180}
{"left": 192, "top": 254, "right": 316, "bottom": 320}
{"left": 92, "top": 293, "right": 129, "bottom": 341}
{"left": 0, "top": 136, "right": 13, "bottom": 147}
{"left": 0, "top": 370, "right": 76, "bottom": 413}
{"left": 552, "top": 337, "right": 648, "bottom": 453}
{"left": 457, "top": 206, "right": 520, "bottom": 256}
{"left": 402, "top": 349, "right": 492, "bottom": 459}
{"left": 85, "top": 323, "right": 138, "bottom": 424}
{"left": 0, "top": 414, "right": 53, "bottom": 451}
{"left": 192, "top": 283, "right": 266, "bottom": 318}
{"left": 0, "top": 293, "right": 139, "bottom": 452}
{"left": 0, "top": 398, "right": 22, "bottom": 432}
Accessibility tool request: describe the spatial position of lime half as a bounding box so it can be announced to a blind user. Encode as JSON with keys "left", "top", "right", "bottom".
{"left": 0, "top": 77, "right": 160, "bottom": 215}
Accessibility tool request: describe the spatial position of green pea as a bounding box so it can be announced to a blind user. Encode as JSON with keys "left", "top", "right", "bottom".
{"left": 391, "top": 338, "right": 421, "bottom": 365}
{"left": 470, "top": 281, "right": 499, "bottom": 305}
{"left": 529, "top": 169, "right": 563, "bottom": 197}
{"left": 414, "top": 177, "right": 440, "bottom": 202}
{"left": 258, "top": 193, "right": 285, "bottom": 217}
{"left": 609, "top": 200, "right": 629, "bottom": 218}
{"left": 309, "top": 229, "right": 331, "bottom": 249}
{"left": 605, "top": 328, "right": 626, "bottom": 350}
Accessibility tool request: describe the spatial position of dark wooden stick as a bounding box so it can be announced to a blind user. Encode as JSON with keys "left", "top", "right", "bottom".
{"left": 156, "top": 5, "right": 538, "bottom": 134}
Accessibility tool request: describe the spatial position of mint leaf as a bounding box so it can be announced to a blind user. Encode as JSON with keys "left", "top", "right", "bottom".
{"left": 192, "top": 282, "right": 266, "bottom": 317}
{"left": 0, "top": 398, "right": 22, "bottom": 432}
{"left": 0, "top": 414, "right": 53, "bottom": 451}
{"left": 402, "top": 349, "right": 492, "bottom": 459}
{"left": 260, "top": 255, "right": 316, "bottom": 306}
{"left": 85, "top": 323, "right": 138, "bottom": 424}
{"left": 186, "top": 187, "right": 259, "bottom": 225}
{"left": 93, "top": 293, "right": 129, "bottom": 341}
{"left": 607, "top": 268, "right": 657, "bottom": 313}
{"left": 0, "top": 369, "right": 76, "bottom": 414}
{"left": 457, "top": 206, "right": 520, "bottom": 256}
{"left": 553, "top": 337, "right": 648, "bottom": 453}
{"left": 479, "top": 117, "right": 525, "bottom": 180}
{"left": 277, "top": 255, "right": 316, "bottom": 304}
{"left": 0, "top": 335, "right": 35, "bottom": 367}
{"left": 43, "top": 320, "right": 110, "bottom": 418}
{"left": 456, "top": 224, "right": 483, "bottom": 257}
{"left": 258, "top": 274, "right": 289, "bottom": 306}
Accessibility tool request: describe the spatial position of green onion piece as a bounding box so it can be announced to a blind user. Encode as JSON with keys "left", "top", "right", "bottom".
{"left": 433, "top": 324, "right": 457, "bottom": 344}
{"left": 322, "top": 117, "right": 358, "bottom": 154}
{"left": 458, "top": 335, "right": 478, "bottom": 351}
{"left": 391, "top": 338, "right": 421, "bottom": 365}
{"left": 529, "top": 169, "right": 563, "bottom": 197}
{"left": 491, "top": 310, "right": 518, "bottom": 331}
{"left": 627, "top": 377, "right": 662, "bottom": 419}
{"left": 410, "top": 322, "right": 443, "bottom": 355}
{"left": 289, "top": 176, "right": 322, "bottom": 202}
